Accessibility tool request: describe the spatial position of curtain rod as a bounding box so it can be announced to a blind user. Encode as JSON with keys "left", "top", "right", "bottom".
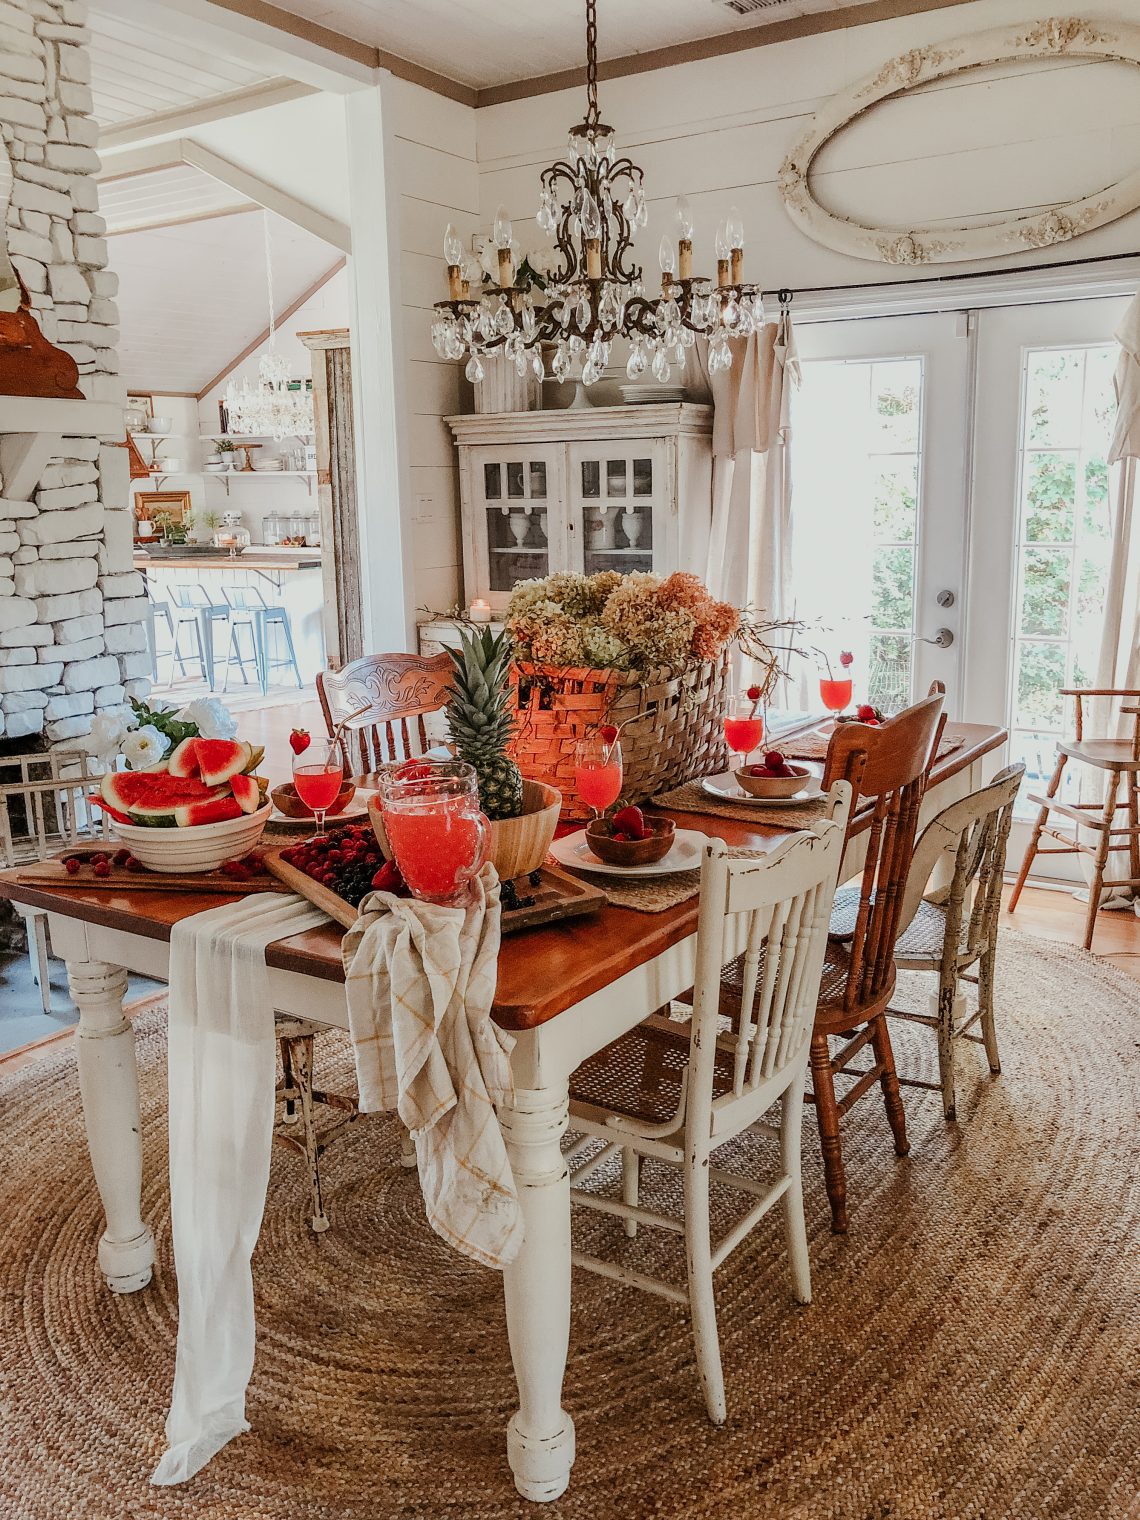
{"left": 762, "top": 248, "right": 1140, "bottom": 304}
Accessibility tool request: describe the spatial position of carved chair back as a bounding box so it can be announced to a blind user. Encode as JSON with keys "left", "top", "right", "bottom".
{"left": 821, "top": 689, "right": 945, "bottom": 1014}
{"left": 317, "top": 652, "right": 454, "bottom": 774}
{"left": 898, "top": 763, "right": 1024, "bottom": 964}
{"left": 685, "top": 783, "right": 853, "bottom": 1135}
{"left": 0, "top": 749, "right": 110, "bottom": 866}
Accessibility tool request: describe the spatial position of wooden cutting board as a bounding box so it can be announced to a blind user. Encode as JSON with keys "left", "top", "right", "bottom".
{"left": 17, "top": 847, "right": 290, "bottom": 896}
{"left": 262, "top": 845, "right": 607, "bottom": 934}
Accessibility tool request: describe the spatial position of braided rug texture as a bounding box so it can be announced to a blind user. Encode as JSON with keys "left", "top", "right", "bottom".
{"left": 0, "top": 933, "right": 1137, "bottom": 1520}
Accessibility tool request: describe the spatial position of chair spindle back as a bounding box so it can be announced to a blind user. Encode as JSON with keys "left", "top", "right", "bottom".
{"left": 317, "top": 652, "right": 453, "bottom": 774}
{"left": 0, "top": 749, "right": 109, "bottom": 866}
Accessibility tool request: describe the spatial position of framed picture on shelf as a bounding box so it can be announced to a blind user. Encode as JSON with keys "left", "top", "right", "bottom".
{"left": 139, "top": 489, "right": 192, "bottom": 523}
{"left": 125, "top": 393, "right": 154, "bottom": 426}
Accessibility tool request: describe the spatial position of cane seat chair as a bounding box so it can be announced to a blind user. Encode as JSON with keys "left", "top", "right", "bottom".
{"left": 567, "top": 783, "right": 852, "bottom": 1425}
{"left": 317, "top": 651, "right": 454, "bottom": 775}
{"left": 0, "top": 750, "right": 109, "bottom": 1014}
{"left": 876, "top": 763, "right": 1024, "bottom": 1120}
{"left": 1008, "top": 689, "right": 1140, "bottom": 949}
{"left": 730, "top": 691, "right": 944, "bottom": 1234}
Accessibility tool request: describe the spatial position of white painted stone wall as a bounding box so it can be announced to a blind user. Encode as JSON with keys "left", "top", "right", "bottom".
{"left": 0, "top": 0, "right": 146, "bottom": 746}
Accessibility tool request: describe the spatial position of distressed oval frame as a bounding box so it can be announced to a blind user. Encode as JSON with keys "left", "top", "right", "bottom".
{"left": 778, "top": 17, "right": 1140, "bottom": 265}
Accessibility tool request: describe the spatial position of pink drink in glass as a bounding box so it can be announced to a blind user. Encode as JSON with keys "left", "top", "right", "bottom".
{"left": 819, "top": 677, "right": 853, "bottom": 713}
{"left": 293, "top": 765, "right": 344, "bottom": 812}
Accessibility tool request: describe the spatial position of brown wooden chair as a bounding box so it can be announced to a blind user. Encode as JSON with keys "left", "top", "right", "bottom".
{"left": 1007, "top": 688, "right": 1140, "bottom": 950}
{"left": 317, "top": 651, "right": 454, "bottom": 775}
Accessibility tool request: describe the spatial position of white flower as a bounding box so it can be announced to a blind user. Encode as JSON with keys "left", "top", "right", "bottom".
{"left": 87, "top": 709, "right": 136, "bottom": 760}
{"left": 527, "top": 246, "right": 558, "bottom": 277}
{"left": 179, "top": 696, "right": 238, "bottom": 740}
{"left": 121, "top": 725, "right": 170, "bottom": 770}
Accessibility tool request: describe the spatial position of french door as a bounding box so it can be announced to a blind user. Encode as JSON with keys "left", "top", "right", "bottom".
{"left": 792, "top": 313, "right": 971, "bottom": 713}
{"left": 793, "top": 295, "right": 1129, "bottom": 883}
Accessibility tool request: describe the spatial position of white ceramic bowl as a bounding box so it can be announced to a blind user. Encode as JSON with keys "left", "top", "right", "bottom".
{"left": 156, "top": 456, "right": 181, "bottom": 471}
{"left": 147, "top": 416, "right": 172, "bottom": 433}
{"left": 111, "top": 802, "right": 272, "bottom": 874}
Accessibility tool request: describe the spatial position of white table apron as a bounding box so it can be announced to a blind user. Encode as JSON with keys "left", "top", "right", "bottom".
{"left": 41, "top": 746, "right": 996, "bottom": 1503}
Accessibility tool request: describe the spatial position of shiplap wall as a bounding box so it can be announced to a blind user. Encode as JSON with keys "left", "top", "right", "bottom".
{"left": 389, "top": 76, "right": 478, "bottom": 614}
{"left": 475, "top": 0, "right": 1140, "bottom": 298}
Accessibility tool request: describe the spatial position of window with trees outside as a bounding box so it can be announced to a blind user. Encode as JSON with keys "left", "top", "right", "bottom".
{"left": 1009, "top": 345, "right": 1117, "bottom": 817}
{"left": 792, "top": 357, "right": 923, "bottom": 713}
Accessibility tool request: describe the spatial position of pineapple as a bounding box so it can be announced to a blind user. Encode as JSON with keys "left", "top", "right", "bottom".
{"left": 445, "top": 625, "right": 525, "bottom": 819}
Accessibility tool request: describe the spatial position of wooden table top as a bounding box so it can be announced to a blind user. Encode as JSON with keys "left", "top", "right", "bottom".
{"left": 0, "top": 723, "right": 1005, "bottom": 1032}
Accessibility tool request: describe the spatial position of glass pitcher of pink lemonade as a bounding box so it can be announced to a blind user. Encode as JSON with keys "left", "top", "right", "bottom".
{"left": 379, "top": 760, "right": 491, "bottom": 905}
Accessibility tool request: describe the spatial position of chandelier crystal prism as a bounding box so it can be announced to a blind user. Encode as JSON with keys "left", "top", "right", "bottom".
{"left": 225, "top": 213, "right": 314, "bottom": 440}
{"left": 432, "top": 0, "right": 762, "bottom": 387}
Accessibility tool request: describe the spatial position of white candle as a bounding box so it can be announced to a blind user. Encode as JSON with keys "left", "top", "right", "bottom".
{"left": 469, "top": 599, "right": 492, "bottom": 623}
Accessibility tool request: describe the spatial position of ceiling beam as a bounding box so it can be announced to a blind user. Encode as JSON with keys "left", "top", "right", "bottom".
{"left": 99, "top": 78, "right": 318, "bottom": 152}
{"left": 195, "top": 256, "right": 347, "bottom": 400}
{"left": 97, "top": 138, "right": 351, "bottom": 252}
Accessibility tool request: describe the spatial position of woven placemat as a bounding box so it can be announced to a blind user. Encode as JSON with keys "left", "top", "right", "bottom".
{"left": 600, "top": 868, "right": 702, "bottom": 914}
{"left": 653, "top": 778, "right": 830, "bottom": 831}
{"left": 782, "top": 723, "right": 967, "bottom": 764}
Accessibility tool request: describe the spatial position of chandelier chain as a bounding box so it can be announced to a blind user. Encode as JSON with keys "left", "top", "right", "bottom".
{"left": 263, "top": 210, "right": 277, "bottom": 348}
{"left": 584, "top": 0, "right": 599, "bottom": 128}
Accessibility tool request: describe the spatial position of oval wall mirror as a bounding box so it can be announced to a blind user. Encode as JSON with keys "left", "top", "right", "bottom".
{"left": 779, "top": 17, "right": 1140, "bottom": 264}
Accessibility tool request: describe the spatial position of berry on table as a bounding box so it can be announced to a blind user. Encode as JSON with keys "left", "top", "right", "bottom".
{"left": 220, "top": 859, "right": 251, "bottom": 881}
{"left": 113, "top": 848, "right": 131, "bottom": 866}
{"left": 92, "top": 859, "right": 110, "bottom": 878}
{"left": 289, "top": 728, "right": 311, "bottom": 755}
{"left": 63, "top": 857, "right": 81, "bottom": 876}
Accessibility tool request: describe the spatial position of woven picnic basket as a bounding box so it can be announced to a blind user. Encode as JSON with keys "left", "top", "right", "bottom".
{"left": 509, "top": 654, "right": 731, "bottom": 821}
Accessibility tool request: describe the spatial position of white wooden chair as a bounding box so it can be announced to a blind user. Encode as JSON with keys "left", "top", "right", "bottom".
{"left": 0, "top": 749, "right": 110, "bottom": 1014}
{"left": 882, "top": 763, "right": 1024, "bottom": 1120}
{"left": 566, "top": 781, "right": 852, "bottom": 1425}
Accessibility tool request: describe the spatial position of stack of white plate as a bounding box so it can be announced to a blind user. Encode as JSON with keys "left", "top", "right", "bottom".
{"left": 619, "top": 384, "right": 687, "bottom": 405}
{"left": 252, "top": 457, "right": 284, "bottom": 471}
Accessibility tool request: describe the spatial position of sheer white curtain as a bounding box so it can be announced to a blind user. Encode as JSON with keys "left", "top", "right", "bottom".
{"left": 688, "top": 312, "right": 801, "bottom": 693}
{"left": 1084, "top": 294, "right": 1140, "bottom": 896}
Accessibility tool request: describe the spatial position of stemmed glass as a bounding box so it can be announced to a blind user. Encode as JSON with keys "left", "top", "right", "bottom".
{"left": 574, "top": 732, "right": 623, "bottom": 820}
{"left": 723, "top": 693, "right": 765, "bottom": 768}
{"left": 819, "top": 675, "right": 853, "bottom": 715}
{"left": 292, "top": 735, "right": 344, "bottom": 840}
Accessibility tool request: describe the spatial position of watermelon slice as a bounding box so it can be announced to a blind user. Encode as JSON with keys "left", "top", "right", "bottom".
{"left": 174, "top": 795, "right": 243, "bottom": 827}
{"left": 89, "top": 794, "right": 132, "bottom": 826}
{"left": 167, "top": 736, "right": 201, "bottom": 779}
{"left": 100, "top": 768, "right": 230, "bottom": 826}
{"left": 230, "top": 772, "right": 261, "bottom": 815}
{"left": 195, "top": 738, "right": 251, "bottom": 788}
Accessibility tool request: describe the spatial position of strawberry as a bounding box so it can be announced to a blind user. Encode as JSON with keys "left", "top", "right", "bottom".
{"left": 839, "top": 650, "right": 854, "bottom": 668}
{"left": 600, "top": 724, "right": 619, "bottom": 748}
{"left": 747, "top": 685, "right": 761, "bottom": 701}
{"left": 289, "top": 728, "right": 311, "bottom": 755}
{"left": 856, "top": 704, "right": 877, "bottom": 722}
{"left": 613, "top": 804, "right": 648, "bottom": 840}
{"left": 92, "top": 859, "right": 110, "bottom": 879}
{"left": 764, "top": 751, "right": 785, "bottom": 769}
{"left": 371, "top": 860, "right": 409, "bottom": 896}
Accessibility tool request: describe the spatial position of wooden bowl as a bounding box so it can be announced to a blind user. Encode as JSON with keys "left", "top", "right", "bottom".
{"left": 734, "top": 763, "right": 811, "bottom": 799}
{"left": 271, "top": 780, "right": 356, "bottom": 818}
{"left": 369, "top": 779, "right": 562, "bottom": 882}
{"left": 585, "top": 815, "right": 676, "bottom": 866}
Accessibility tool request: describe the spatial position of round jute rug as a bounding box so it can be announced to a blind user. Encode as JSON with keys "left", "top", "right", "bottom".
{"left": 0, "top": 932, "right": 1137, "bottom": 1520}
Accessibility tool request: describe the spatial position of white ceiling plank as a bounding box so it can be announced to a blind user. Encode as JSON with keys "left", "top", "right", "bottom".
{"left": 99, "top": 79, "right": 318, "bottom": 151}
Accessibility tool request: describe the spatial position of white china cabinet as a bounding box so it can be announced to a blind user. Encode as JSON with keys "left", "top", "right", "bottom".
{"left": 447, "top": 403, "right": 713, "bottom": 612}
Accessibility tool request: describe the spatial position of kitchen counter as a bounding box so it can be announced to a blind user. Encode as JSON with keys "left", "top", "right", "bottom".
{"left": 134, "top": 547, "right": 322, "bottom": 571}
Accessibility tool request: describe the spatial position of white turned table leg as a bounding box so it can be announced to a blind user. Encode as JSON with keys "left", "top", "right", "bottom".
{"left": 68, "top": 960, "right": 155, "bottom": 1294}
{"left": 499, "top": 1084, "right": 576, "bottom": 1503}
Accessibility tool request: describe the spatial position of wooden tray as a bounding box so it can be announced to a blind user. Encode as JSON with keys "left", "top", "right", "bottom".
{"left": 263, "top": 845, "right": 607, "bottom": 933}
{"left": 17, "top": 846, "right": 289, "bottom": 896}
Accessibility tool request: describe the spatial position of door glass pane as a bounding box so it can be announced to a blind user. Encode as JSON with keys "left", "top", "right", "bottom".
{"left": 506, "top": 461, "right": 525, "bottom": 498}
{"left": 606, "top": 459, "right": 627, "bottom": 497}
{"left": 483, "top": 462, "right": 501, "bottom": 500}
{"left": 529, "top": 461, "right": 547, "bottom": 498}
{"left": 792, "top": 356, "right": 924, "bottom": 713}
{"left": 485, "top": 504, "right": 549, "bottom": 593}
{"left": 633, "top": 458, "right": 653, "bottom": 496}
{"left": 1009, "top": 343, "right": 1116, "bottom": 815}
{"left": 581, "top": 460, "right": 600, "bottom": 497}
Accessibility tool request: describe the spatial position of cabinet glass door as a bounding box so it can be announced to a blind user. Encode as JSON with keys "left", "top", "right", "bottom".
{"left": 570, "top": 444, "right": 658, "bottom": 577}
{"left": 476, "top": 450, "right": 552, "bottom": 594}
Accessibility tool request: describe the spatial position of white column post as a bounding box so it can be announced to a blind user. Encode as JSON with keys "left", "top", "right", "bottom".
{"left": 68, "top": 960, "right": 155, "bottom": 1293}
{"left": 499, "top": 1083, "right": 576, "bottom": 1502}
{"left": 343, "top": 77, "right": 417, "bottom": 653}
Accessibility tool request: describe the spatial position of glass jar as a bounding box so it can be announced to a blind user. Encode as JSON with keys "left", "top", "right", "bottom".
{"left": 378, "top": 760, "right": 490, "bottom": 904}
{"left": 263, "top": 512, "right": 282, "bottom": 546}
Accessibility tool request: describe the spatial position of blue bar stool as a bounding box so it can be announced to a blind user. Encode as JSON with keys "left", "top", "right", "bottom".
{"left": 170, "top": 583, "right": 231, "bottom": 691}
{"left": 221, "top": 584, "right": 303, "bottom": 696}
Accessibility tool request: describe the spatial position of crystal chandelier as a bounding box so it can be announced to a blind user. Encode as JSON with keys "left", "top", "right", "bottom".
{"left": 225, "top": 214, "right": 314, "bottom": 440}
{"left": 432, "top": 0, "right": 763, "bottom": 387}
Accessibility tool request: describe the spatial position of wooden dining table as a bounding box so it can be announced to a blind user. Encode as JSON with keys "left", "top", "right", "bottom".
{"left": 0, "top": 720, "right": 1005, "bottom": 1503}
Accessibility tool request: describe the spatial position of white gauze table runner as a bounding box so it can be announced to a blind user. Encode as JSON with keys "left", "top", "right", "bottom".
{"left": 152, "top": 892, "right": 329, "bottom": 1487}
{"left": 342, "top": 863, "right": 523, "bottom": 1270}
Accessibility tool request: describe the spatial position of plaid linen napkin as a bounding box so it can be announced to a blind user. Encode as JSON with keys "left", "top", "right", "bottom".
{"left": 342, "top": 863, "right": 523, "bottom": 1269}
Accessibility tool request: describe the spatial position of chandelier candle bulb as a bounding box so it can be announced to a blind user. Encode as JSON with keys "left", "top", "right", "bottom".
{"left": 444, "top": 223, "right": 464, "bottom": 299}
{"left": 585, "top": 239, "right": 602, "bottom": 279}
{"left": 675, "top": 196, "right": 695, "bottom": 279}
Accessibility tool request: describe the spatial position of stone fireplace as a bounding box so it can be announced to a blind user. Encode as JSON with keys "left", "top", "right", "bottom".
{"left": 1, "top": 0, "right": 147, "bottom": 751}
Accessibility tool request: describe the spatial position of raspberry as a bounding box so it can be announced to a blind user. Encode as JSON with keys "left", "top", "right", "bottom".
{"left": 220, "top": 860, "right": 251, "bottom": 880}
{"left": 113, "top": 848, "right": 131, "bottom": 866}
{"left": 92, "top": 859, "right": 111, "bottom": 878}
{"left": 126, "top": 857, "right": 145, "bottom": 873}
{"left": 244, "top": 851, "right": 264, "bottom": 870}
{"left": 64, "top": 857, "right": 81, "bottom": 876}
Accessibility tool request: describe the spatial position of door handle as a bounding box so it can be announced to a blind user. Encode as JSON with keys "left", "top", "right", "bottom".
{"left": 917, "top": 627, "right": 955, "bottom": 648}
